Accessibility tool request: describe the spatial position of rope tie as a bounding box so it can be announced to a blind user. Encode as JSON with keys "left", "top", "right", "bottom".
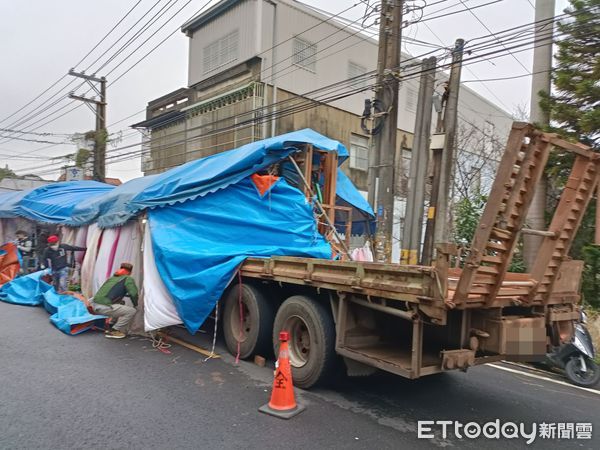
{"left": 204, "top": 299, "right": 219, "bottom": 361}
{"left": 235, "top": 270, "right": 244, "bottom": 364}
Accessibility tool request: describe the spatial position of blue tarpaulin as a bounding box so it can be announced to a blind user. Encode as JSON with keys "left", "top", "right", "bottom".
{"left": 335, "top": 169, "right": 375, "bottom": 235}
{"left": 0, "top": 270, "right": 52, "bottom": 306}
{"left": 71, "top": 175, "right": 158, "bottom": 227}
{"left": 0, "top": 129, "right": 374, "bottom": 335}
{"left": 18, "top": 181, "right": 114, "bottom": 224}
{"left": 49, "top": 299, "right": 106, "bottom": 335}
{"left": 0, "top": 189, "right": 30, "bottom": 218}
{"left": 149, "top": 176, "right": 332, "bottom": 334}
{"left": 70, "top": 129, "right": 371, "bottom": 230}
{"left": 0, "top": 271, "right": 106, "bottom": 335}
{"left": 70, "top": 129, "right": 348, "bottom": 228}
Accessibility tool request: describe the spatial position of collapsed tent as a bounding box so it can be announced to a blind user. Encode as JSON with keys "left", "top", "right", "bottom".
{"left": 70, "top": 129, "right": 373, "bottom": 333}
{"left": 0, "top": 129, "right": 374, "bottom": 335}
{"left": 0, "top": 181, "right": 115, "bottom": 334}
{"left": 0, "top": 180, "right": 114, "bottom": 223}
{"left": 149, "top": 176, "right": 332, "bottom": 333}
{"left": 0, "top": 271, "right": 106, "bottom": 334}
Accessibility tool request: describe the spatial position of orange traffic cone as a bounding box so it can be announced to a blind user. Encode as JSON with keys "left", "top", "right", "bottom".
{"left": 259, "top": 331, "right": 305, "bottom": 419}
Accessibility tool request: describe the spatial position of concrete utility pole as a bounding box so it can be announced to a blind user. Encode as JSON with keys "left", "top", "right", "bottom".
{"left": 524, "top": 0, "right": 555, "bottom": 269}
{"left": 68, "top": 70, "right": 107, "bottom": 182}
{"left": 433, "top": 39, "right": 464, "bottom": 245}
{"left": 401, "top": 56, "right": 436, "bottom": 265}
{"left": 371, "top": 0, "right": 404, "bottom": 263}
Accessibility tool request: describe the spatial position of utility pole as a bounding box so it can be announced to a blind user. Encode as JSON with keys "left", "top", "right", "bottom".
{"left": 402, "top": 56, "right": 436, "bottom": 265}
{"left": 371, "top": 0, "right": 404, "bottom": 263}
{"left": 422, "top": 92, "right": 445, "bottom": 265}
{"left": 523, "top": 0, "right": 555, "bottom": 269}
{"left": 432, "top": 39, "right": 464, "bottom": 246}
{"left": 68, "top": 69, "right": 107, "bottom": 182}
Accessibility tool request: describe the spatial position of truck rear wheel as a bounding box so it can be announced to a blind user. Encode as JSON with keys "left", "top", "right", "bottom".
{"left": 223, "top": 283, "right": 274, "bottom": 360}
{"left": 272, "top": 295, "right": 336, "bottom": 389}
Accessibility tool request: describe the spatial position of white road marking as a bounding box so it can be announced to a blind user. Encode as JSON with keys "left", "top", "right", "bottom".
{"left": 487, "top": 363, "right": 600, "bottom": 396}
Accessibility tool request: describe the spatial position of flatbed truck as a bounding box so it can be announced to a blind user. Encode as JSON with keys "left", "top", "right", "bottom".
{"left": 220, "top": 123, "right": 597, "bottom": 388}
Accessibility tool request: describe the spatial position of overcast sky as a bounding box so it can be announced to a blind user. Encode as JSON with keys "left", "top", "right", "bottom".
{"left": 0, "top": 0, "right": 569, "bottom": 182}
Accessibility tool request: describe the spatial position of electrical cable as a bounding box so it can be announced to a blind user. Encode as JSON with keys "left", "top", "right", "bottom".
{"left": 16, "top": 28, "right": 577, "bottom": 176}
{"left": 10, "top": 7, "right": 596, "bottom": 175}
{"left": 0, "top": 0, "right": 187, "bottom": 143}
{"left": 0, "top": 0, "right": 142, "bottom": 126}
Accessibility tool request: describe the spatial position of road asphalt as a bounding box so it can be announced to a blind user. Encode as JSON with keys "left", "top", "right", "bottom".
{"left": 1, "top": 300, "right": 598, "bottom": 449}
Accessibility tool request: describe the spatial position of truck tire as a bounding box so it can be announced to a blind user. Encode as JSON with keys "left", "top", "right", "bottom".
{"left": 223, "top": 283, "right": 274, "bottom": 360}
{"left": 272, "top": 295, "right": 336, "bottom": 389}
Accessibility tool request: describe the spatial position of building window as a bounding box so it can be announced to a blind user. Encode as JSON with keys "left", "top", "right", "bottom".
{"left": 203, "top": 30, "right": 239, "bottom": 74}
{"left": 348, "top": 61, "right": 367, "bottom": 89}
{"left": 405, "top": 87, "right": 417, "bottom": 112}
{"left": 350, "top": 133, "right": 369, "bottom": 171}
{"left": 292, "top": 37, "right": 317, "bottom": 72}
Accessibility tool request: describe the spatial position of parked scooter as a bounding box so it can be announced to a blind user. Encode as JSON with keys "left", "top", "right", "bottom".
{"left": 547, "top": 311, "right": 600, "bottom": 388}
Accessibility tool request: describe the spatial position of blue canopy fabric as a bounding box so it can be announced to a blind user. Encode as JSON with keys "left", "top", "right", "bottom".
{"left": 71, "top": 175, "right": 158, "bottom": 227}
{"left": 0, "top": 189, "right": 30, "bottom": 219}
{"left": 70, "top": 129, "right": 362, "bottom": 228}
{"left": 335, "top": 169, "right": 375, "bottom": 235}
{"left": 128, "top": 129, "right": 348, "bottom": 220}
{"left": 149, "top": 176, "right": 332, "bottom": 334}
{"left": 0, "top": 270, "right": 106, "bottom": 335}
{"left": 0, "top": 130, "right": 373, "bottom": 335}
{"left": 49, "top": 298, "right": 106, "bottom": 335}
{"left": 0, "top": 270, "right": 52, "bottom": 306}
{"left": 18, "top": 181, "right": 114, "bottom": 224}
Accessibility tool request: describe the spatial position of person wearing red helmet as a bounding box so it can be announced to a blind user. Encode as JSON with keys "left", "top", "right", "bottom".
{"left": 42, "top": 235, "right": 86, "bottom": 292}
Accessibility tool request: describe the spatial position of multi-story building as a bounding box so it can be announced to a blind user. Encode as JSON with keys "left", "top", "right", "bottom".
{"left": 133, "top": 0, "right": 514, "bottom": 238}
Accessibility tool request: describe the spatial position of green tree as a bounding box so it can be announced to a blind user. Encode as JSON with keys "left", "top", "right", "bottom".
{"left": 0, "top": 165, "right": 16, "bottom": 181}
{"left": 539, "top": 0, "right": 600, "bottom": 148}
{"left": 454, "top": 194, "right": 486, "bottom": 246}
{"left": 582, "top": 245, "right": 600, "bottom": 309}
{"left": 539, "top": 0, "right": 600, "bottom": 307}
{"left": 453, "top": 194, "right": 526, "bottom": 272}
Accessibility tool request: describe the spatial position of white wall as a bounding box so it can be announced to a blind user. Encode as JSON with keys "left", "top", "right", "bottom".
{"left": 188, "top": 0, "right": 260, "bottom": 87}
{"left": 185, "top": 0, "right": 514, "bottom": 139}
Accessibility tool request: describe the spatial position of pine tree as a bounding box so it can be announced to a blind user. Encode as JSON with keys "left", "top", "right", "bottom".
{"left": 540, "top": 0, "right": 600, "bottom": 148}
{"left": 539, "top": 0, "right": 600, "bottom": 307}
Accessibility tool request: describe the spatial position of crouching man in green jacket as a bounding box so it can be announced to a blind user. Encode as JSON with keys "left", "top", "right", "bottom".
{"left": 91, "top": 262, "right": 139, "bottom": 339}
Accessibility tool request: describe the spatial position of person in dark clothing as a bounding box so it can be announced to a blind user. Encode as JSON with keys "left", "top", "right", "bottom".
{"left": 41, "top": 235, "right": 86, "bottom": 292}
{"left": 35, "top": 231, "right": 48, "bottom": 269}
{"left": 90, "top": 262, "right": 139, "bottom": 339}
{"left": 15, "top": 230, "right": 34, "bottom": 274}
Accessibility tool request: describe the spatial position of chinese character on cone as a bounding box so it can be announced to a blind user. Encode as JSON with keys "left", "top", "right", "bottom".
{"left": 259, "top": 331, "right": 305, "bottom": 419}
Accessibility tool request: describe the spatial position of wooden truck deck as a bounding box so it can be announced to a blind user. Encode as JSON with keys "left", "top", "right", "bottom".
{"left": 230, "top": 123, "right": 597, "bottom": 384}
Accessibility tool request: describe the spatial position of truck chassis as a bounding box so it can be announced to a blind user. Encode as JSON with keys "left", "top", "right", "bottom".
{"left": 221, "top": 123, "right": 598, "bottom": 388}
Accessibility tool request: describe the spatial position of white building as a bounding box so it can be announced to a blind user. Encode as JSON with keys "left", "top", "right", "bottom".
{"left": 135, "top": 0, "right": 514, "bottom": 213}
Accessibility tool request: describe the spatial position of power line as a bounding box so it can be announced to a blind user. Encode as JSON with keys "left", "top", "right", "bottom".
{"left": 421, "top": 0, "right": 505, "bottom": 23}
{"left": 0, "top": 0, "right": 143, "bottom": 127}
{"left": 95, "top": 0, "right": 186, "bottom": 74}
{"left": 0, "top": 0, "right": 203, "bottom": 148}
{"left": 457, "top": 0, "right": 531, "bottom": 74}
{"left": 10, "top": 2, "right": 597, "bottom": 172}
{"left": 420, "top": 20, "right": 514, "bottom": 112}
{"left": 0, "top": 0, "right": 188, "bottom": 144}
{"left": 462, "top": 68, "right": 551, "bottom": 83}
{"left": 20, "top": 22, "right": 580, "bottom": 176}
{"left": 0, "top": 134, "right": 67, "bottom": 145}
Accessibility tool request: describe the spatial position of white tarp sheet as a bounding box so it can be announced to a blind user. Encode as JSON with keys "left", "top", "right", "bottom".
{"left": 81, "top": 224, "right": 103, "bottom": 298}
{"left": 142, "top": 225, "right": 182, "bottom": 331}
